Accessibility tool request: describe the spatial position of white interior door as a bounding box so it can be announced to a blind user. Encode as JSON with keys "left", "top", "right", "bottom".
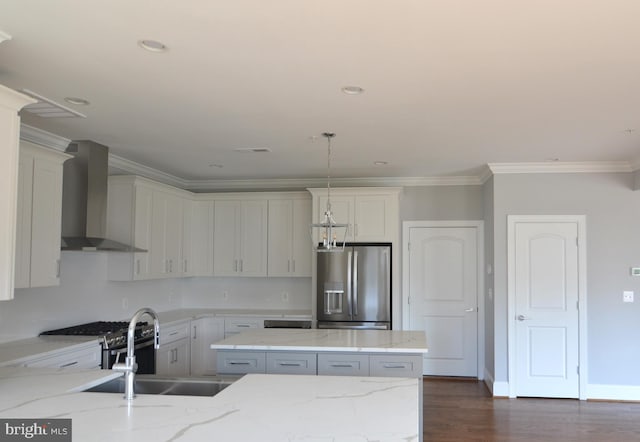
{"left": 408, "top": 226, "right": 479, "bottom": 377}
{"left": 512, "top": 220, "right": 580, "bottom": 398}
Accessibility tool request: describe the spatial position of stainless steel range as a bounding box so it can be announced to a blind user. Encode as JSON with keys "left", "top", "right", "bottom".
{"left": 40, "top": 321, "right": 157, "bottom": 373}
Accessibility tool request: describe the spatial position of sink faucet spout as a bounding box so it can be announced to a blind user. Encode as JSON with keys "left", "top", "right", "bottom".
{"left": 112, "top": 307, "right": 160, "bottom": 400}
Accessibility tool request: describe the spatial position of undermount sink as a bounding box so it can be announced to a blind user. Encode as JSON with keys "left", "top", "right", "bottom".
{"left": 85, "top": 375, "right": 239, "bottom": 397}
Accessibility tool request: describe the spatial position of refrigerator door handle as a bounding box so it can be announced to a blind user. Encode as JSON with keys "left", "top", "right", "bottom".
{"left": 352, "top": 251, "right": 358, "bottom": 316}
{"left": 347, "top": 251, "right": 353, "bottom": 318}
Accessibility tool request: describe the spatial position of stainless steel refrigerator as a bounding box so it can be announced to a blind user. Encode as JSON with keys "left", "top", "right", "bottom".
{"left": 316, "top": 243, "right": 391, "bottom": 330}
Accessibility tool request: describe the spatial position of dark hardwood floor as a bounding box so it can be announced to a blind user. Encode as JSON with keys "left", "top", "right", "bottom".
{"left": 423, "top": 377, "right": 640, "bottom": 441}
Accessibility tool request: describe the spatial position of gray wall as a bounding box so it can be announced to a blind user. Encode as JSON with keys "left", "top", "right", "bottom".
{"left": 492, "top": 172, "right": 640, "bottom": 386}
{"left": 401, "top": 186, "right": 484, "bottom": 221}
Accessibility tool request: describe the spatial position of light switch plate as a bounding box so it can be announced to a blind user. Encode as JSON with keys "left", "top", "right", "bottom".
{"left": 623, "top": 291, "right": 634, "bottom": 303}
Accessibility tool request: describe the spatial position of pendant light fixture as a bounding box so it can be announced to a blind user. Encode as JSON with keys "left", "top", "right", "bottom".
{"left": 310, "top": 132, "right": 348, "bottom": 252}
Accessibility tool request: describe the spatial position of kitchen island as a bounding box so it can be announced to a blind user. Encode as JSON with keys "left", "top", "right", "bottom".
{"left": 211, "top": 328, "right": 428, "bottom": 377}
{"left": 0, "top": 366, "right": 420, "bottom": 441}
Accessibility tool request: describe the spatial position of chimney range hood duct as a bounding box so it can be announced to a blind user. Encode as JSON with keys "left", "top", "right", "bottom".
{"left": 61, "top": 140, "right": 144, "bottom": 252}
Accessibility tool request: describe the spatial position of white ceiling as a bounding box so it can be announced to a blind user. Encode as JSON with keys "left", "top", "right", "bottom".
{"left": 2, "top": 0, "right": 640, "bottom": 188}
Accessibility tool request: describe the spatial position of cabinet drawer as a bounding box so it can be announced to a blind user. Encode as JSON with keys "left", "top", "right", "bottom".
{"left": 317, "top": 353, "right": 369, "bottom": 376}
{"left": 217, "top": 350, "right": 266, "bottom": 374}
{"left": 266, "top": 352, "right": 316, "bottom": 375}
{"left": 224, "top": 318, "right": 262, "bottom": 338}
{"left": 160, "top": 321, "right": 190, "bottom": 345}
{"left": 24, "top": 345, "right": 101, "bottom": 370}
{"left": 369, "top": 354, "right": 422, "bottom": 378}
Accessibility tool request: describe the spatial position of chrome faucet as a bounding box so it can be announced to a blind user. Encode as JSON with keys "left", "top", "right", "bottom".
{"left": 112, "top": 307, "right": 160, "bottom": 400}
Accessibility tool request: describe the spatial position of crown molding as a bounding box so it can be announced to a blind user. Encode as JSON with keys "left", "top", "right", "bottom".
{"left": 488, "top": 161, "right": 633, "bottom": 174}
{"left": 106, "top": 152, "right": 640, "bottom": 192}
{"left": 108, "top": 154, "right": 187, "bottom": 189}
{"left": 20, "top": 124, "right": 71, "bottom": 151}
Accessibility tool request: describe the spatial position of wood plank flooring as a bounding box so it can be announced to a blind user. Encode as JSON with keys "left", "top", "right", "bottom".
{"left": 423, "top": 377, "right": 640, "bottom": 441}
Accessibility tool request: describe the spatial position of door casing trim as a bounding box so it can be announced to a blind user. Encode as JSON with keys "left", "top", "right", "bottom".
{"left": 402, "top": 220, "right": 485, "bottom": 379}
{"left": 507, "top": 215, "right": 587, "bottom": 399}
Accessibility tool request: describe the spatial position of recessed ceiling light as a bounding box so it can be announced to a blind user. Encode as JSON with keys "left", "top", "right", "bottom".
{"left": 138, "top": 39, "right": 167, "bottom": 52}
{"left": 374, "top": 161, "right": 388, "bottom": 166}
{"left": 64, "top": 97, "right": 90, "bottom": 106}
{"left": 341, "top": 86, "right": 365, "bottom": 95}
{"left": 208, "top": 163, "right": 223, "bottom": 168}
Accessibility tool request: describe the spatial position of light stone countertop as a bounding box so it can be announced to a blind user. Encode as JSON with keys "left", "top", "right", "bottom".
{"left": 0, "top": 308, "right": 312, "bottom": 366}
{"left": 157, "top": 308, "right": 312, "bottom": 325}
{"left": 211, "top": 328, "right": 429, "bottom": 353}
{"left": 0, "top": 336, "right": 101, "bottom": 367}
{"left": 0, "top": 367, "right": 420, "bottom": 441}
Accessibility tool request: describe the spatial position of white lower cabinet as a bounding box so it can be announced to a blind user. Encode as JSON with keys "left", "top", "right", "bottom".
{"left": 156, "top": 321, "right": 191, "bottom": 376}
{"left": 190, "top": 317, "right": 224, "bottom": 376}
{"left": 19, "top": 343, "right": 101, "bottom": 370}
{"left": 317, "top": 353, "right": 369, "bottom": 376}
{"left": 223, "top": 317, "right": 262, "bottom": 338}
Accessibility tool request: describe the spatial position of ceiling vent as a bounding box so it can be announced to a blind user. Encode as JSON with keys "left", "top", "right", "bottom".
{"left": 20, "top": 89, "right": 87, "bottom": 118}
{"left": 233, "top": 147, "right": 272, "bottom": 153}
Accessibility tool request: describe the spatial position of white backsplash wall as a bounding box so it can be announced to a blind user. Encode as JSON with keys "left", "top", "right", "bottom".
{"left": 181, "top": 277, "right": 312, "bottom": 310}
{"left": 0, "top": 252, "right": 183, "bottom": 343}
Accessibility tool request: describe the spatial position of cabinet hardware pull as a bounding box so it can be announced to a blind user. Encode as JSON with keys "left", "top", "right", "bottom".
{"left": 60, "top": 361, "right": 78, "bottom": 368}
{"left": 382, "top": 364, "right": 406, "bottom": 369}
{"left": 234, "top": 259, "right": 238, "bottom": 272}
{"left": 193, "top": 326, "right": 197, "bottom": 339}
{"left": 184, "top": 259, "right": 188, "bottom": 273}
{"left": 236, "top": 324, "right": 250, "bottom": 328}
{"left": 239, "top": 259, "right": 243, "bottom": 272}
{"left": 292, "top": 260, "right": 295, "bottom": 273}
{"left": 331, "top": 364, "right": 354, "bottom": 368}
{"left": 228, "top": 361, "right": 251, "bottom": 365}
{"left": 287, "top": 259, "right": 290, "bottom": 273}
{"left": 136, "top": 259, "right": 140, "bottom": 275}
{"left": 279, "top": 362, "right": 302, "bottom": 367}
{"left": 169, "top": 331, "right": 179, "bottom": 336}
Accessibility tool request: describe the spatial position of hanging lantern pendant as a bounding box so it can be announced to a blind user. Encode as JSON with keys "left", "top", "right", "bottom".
{"left": 310, "top": 133, "right": 348, "bottom": 252}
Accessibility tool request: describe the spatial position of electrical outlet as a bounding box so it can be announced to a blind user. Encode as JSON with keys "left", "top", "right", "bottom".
{"left": 623, "top": 291, "right": 634, "bottom": 303}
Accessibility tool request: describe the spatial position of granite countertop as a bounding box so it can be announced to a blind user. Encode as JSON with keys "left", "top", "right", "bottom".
{"left": 0, "top": 336, "right": 101, "bottom": 367}
{"left": 0, "top": 367, "right": 420, "bottom": 441}
{"left": 211, "top": 328, "right": 429, "bottom": 353}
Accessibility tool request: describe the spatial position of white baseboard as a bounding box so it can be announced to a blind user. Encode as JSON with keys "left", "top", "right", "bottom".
{"left": 483, "top": 368, "right": 510, "bottom": 397}
{"left": 587, "top": 384, "right": 640, "bottom": 401}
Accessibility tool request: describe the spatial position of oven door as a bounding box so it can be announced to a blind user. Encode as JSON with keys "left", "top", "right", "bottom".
{"left": 103, "top": 338, "right": 156, "bottom": 374}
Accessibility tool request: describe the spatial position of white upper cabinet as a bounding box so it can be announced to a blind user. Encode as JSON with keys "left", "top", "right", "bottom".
{"left": 309, "top": 187, "right": 401, "bottom": 243}
{"left": 107, "top": 176, "right": 153, "bottom": 280}
{"left": 0, "top": 88, "right": 35, "bottom": 301}
{"left": 15, "top": 142, "right": 71, "bottom": 288}
{"left": 268, "top": 194, "right": 312, "bottom": 277}
{"left": 213, "top": 199, "right": 268, "bottom": 277}
{"left": 150, "top": 189, "right": 183, "bottom": 278}
{"left": 182, "top": 199, "right": 214, "bottom": 277}
{"left": 107, "top": 176, "right": 189, "bottom": 281}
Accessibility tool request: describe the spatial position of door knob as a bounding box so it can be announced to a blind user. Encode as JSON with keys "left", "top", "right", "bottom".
{"left": 517, "top": 314, "right": 530, "bottom": 321}
{"left": 465, "top": 308, "right": 476, "bottom": 312}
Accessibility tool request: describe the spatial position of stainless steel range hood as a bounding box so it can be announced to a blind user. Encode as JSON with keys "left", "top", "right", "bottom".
{"left": 61, "top": 140, "right": 144, "bottom": 252}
